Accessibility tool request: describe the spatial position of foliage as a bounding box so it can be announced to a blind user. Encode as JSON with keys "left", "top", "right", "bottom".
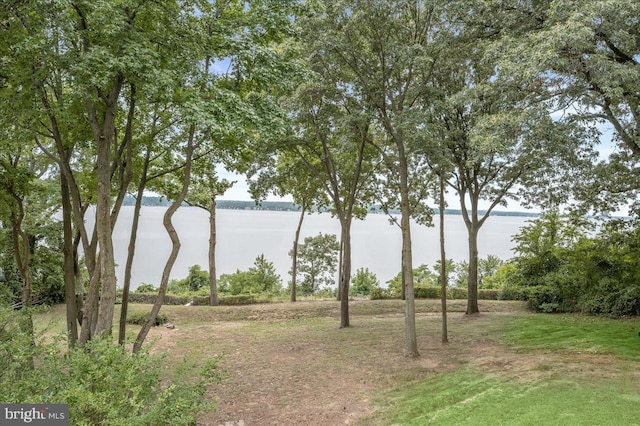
{"left": 387, "top": 256, "right": 504, "bottom": 295}
{"left": 126, "top": 311, "right": 169, "bottom": 326}
{"left": 387, "top": 265, "right": 437, "bottom": 294}
{"left": 135, "top": 283, "right": 157, "bottom": 293}
{"left": 507, "top": 212, "right": 640, "bottom": 316}
{"left": 291, "top": 233, "right": 339, "bottom": 295}
{"left": 167, "top": 265, "right": 210, "bottom": 295}
{"left": 349, "top": 268, "right": 380, "bottom": 297}
{"left": 218, "top": 255, "right": 282, "bottom": 296}
{"left": 0, "top": 306, "right": 221, "bottom": 424}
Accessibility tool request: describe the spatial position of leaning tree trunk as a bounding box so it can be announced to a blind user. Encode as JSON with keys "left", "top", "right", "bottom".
{"left": 118, "top": 149, "right": 150, "bottom": 344}
{"left": 290, "top": 206, "right": 306, "bottom": 303}
{"left": 208, "top": 193, "right": 218, "bottom": 306}
{"left": 133, "top": 125, "right": 195, "bottom": 354}
{"left": 439, "top": 175, "right": 448, "bottom": 343}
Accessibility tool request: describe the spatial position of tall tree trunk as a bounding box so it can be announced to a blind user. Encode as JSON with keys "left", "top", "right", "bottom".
{"left": 118, "top": 152, "right": 150, "bottom": 344}
{"left": 336, "top": 234, "right": 344, "bottom": 301}
{"left": 133, "top": 125, "right": 195, "bottom": 354}
{"left": 397, "top": 144, "right": 418, "bottom": 358}
{"left": 466, "top": 221, "right": 480, "bottom": 314}
{"left": 61, "top": 171, "right": 78, "bottom": 346}
{"left": 290, "top": 206, "right": 306, "bottom": 303}
{"left": 339, "top": 220, "right": 352, "bottom": 328}
{"left": 209, "top": 193, "right": 218, "bottom": 306}
{"left": 117, "top": 192, "right": 143, "bottom": 344}
{"left": 87, "top": 77, "right": 122, "bottom": 338}
{"left": 439, "top": 175, "right": 448, "bottom": 343}
{"left": 460, "top": 190, "right": 481, "bottom": 315}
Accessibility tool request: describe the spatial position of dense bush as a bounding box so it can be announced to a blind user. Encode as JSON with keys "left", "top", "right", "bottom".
{"left": 414, "top": 286, "right": 442, "bottom": 299}
{"left": 0, "top": 306, "right": 221, "bottom": 424}
{"left": 126, "top": 310, "right": 169, "bottom": 326}
{"left": 168, "top": 264, "right": 211, "bottom": 295}
{"left": 507, "top": 212, "right": 640, "bottom": 316}
{"left": 135, "top": 283, "right": 157, "bottom": 293}
{"left": 219, "top": 254, "right": 282, "bottom": 296}
{"left": 350, "top": 268, "right": 380, "bottom": 297}
{"left": 369, "top": 287, "right": 396, "bottom": 300}
{"left": 124, "top": 293, "right": 191, "bottom": 305}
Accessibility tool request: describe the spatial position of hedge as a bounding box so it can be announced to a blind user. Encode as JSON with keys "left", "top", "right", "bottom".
{"left": 119, "top": 292, "right": 273, "bottom": 306}
{"left": 370, "top": 286, "right": 518, "bottom": 301}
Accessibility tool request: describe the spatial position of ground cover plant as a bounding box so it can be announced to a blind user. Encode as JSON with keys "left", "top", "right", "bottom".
{"left": 34, "top": 300, "right": 639, "bottom": 425}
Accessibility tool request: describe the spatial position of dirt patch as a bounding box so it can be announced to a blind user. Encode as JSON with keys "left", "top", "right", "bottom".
{"left": 140, "top": 301, "right": 629, "bottom": 425}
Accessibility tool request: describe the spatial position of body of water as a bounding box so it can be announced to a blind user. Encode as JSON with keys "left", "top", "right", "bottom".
{"left": 108, "top": 207, "right": 533, "bottom": 289}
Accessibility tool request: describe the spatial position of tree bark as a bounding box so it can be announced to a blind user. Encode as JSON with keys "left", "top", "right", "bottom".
{"left": 209, "top": 193, "right": 218, "bottom": 306}
{"left": 290, "top": 206, "right": 306, "bottom": 302}
{"left": 61, "top": 170, "right": 78, "bottom": 346}
{"left": 397, "top": 143, "right": 419, "bottom": 358}
{"left": 336, "top": 234, "right": 344, "bottom": 302}
{"left": 133, "top": 125, "right": 195, "bottom": 353}
{"left": 466, "top": 221, "right": 480, "bottom": 315}
{"left": 439, "top": 175, "right": 448, "bottom": 343}
{"left": 339, "top": 220, "right": 352, "bottom": 328}
{"left": 118, "top": 148, "right": 150, "bottom": 344}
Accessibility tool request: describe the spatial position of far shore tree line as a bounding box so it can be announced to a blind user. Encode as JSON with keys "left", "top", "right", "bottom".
{"left": 1, "top": 0, "right": 639, "bottom": 361}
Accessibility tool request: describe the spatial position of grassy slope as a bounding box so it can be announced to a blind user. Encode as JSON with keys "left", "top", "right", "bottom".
{"left": 379, "top": 313, "right": 640, "bottom": 426}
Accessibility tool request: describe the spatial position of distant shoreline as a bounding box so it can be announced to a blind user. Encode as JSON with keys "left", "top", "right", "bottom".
{"left": 123, "top": 196, "right": 539, "bottom": 218}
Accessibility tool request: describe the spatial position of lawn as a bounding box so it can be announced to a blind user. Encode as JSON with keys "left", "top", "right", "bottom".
{"left": 35, "top": 300, "right": 640, "bottom": 425}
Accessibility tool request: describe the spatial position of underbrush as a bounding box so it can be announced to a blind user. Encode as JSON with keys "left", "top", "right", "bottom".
{"left": 2, "top": 306, "right": 222, "bottom": 425}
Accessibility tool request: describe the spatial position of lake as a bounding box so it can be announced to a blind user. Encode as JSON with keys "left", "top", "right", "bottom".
{"left": 108, "top": 207, "right": 533, "bottom": 289}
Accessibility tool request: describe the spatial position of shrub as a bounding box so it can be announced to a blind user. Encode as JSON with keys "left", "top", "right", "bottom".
{"left": 370, "top": 287, "right": 397, "bottom": 300}
{"left": 124, "top": 293, "right": 190, "bottom": 305}
{"left": 350, "top": 268, "right": 380, "bottom": 297}
{"left": 497, "top": 286, "right": 527, "bottom": 301}
{"left": 447, "top": 287, "right": 467, "bottom": 299}
{"left": 219, "top": 255, "right": 282, "bottom": 296}
{"left": 135, "top": 283, "right": 157, "bottom": 293}
{"left": 612, "top": 286, "right": 640, "bottom": 316}
{"left": 218, "top": 295, "right": 268, "bottom": 306}
{"left": 478, "top": 289, "right": 500, "bottom": 300}
{"left": 414, "top": 286, "right": 441, "bottom": 299}
{"left": 525, "top": 286, "right": 561, "bottom": 312}
{"left": 0, "top": 307, "right": 221, "bottom": 424}
{"left": 126, "top": 311, "right": 169, "bottom": 326}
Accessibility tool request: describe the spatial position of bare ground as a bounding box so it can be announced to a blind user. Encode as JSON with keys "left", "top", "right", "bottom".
{"left": 138, "top": 300, "right": 631, "bottom": 426}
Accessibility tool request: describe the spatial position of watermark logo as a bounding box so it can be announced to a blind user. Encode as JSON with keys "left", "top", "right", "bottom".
{"left": 1, "top": 404, "right": 68, "bottom": 425}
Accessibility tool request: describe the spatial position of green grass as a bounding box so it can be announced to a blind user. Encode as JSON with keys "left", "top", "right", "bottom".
{"left": 502, "top": 313, "right": 640, "bottom": 359}
{"left": 376, "top": 313, "right": 640, "bottom": 426}
{"left": 384, "top": 369, "right": 640, "bottom": 426}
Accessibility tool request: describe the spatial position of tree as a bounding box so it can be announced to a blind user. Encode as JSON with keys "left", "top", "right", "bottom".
{"left": 293, "top": 233, "right": 340, "bottom": 296}
{"left": 1, "top": 0, "right": 208, "bottom": 344}
{"left": 250, "top": 152, "right": 327, "bottom": 303}
{"left": 279, "top": 80, "right": 375, "bottom": 326}
{"left": 478, "top": 1, "right": 639, "bottom": 214}
{"left": 304, "top": 0, "right": 455, "bottom": 357}
{"left": 421, "top": 19, "right": 596, "bottom": 313}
